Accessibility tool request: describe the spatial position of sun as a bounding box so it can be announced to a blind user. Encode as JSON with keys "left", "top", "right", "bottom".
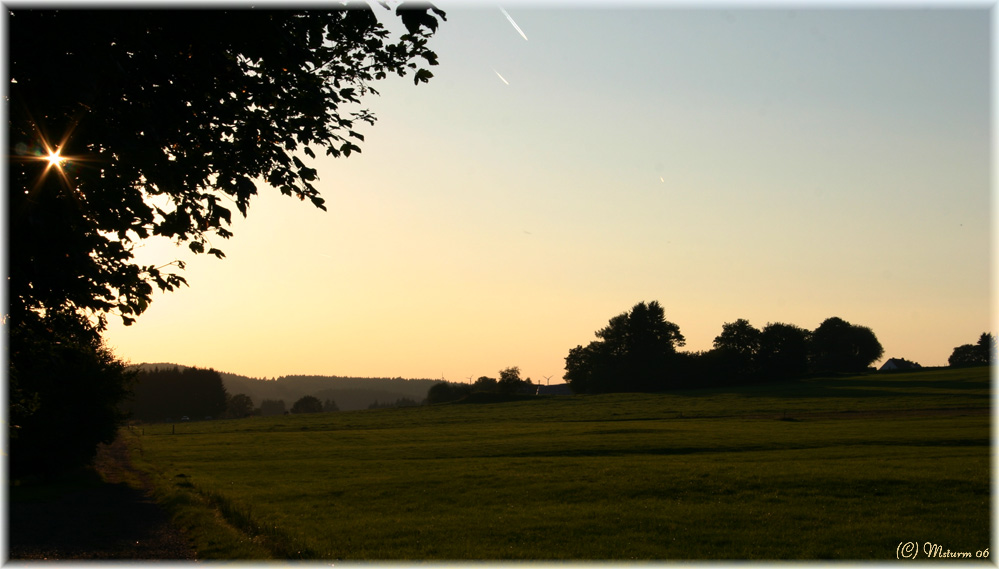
{"left": 35, "top": 143, "right": 77, "bottom": 191}
{"left": 16, "top": 116, "right": 87, "bottom": 199}
{"left": 44, "top": 149, "right": 65, "bottom": 168}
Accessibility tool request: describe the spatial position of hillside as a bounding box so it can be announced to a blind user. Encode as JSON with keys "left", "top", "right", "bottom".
{"left": 133, "top": 363, "right": 440, "bottom": 411}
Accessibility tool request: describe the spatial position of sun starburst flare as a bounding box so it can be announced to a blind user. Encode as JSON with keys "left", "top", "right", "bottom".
{"left": 45, "top": 149, "right": 65, "bottom": 168}
{"left": 13, "top": 115, "right": 95, "bottom": 208}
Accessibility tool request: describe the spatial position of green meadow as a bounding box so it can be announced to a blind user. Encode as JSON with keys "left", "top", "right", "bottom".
{"left": 129, "top": 367, "right": 991, "bottom": 560}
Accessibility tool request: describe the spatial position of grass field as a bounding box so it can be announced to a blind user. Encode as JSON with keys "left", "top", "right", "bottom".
{"left": 129, "top": 367, "right": 992, "bottom": 560}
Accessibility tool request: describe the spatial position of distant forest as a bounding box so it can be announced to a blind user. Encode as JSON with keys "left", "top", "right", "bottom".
{"left": 135, "top": 364, "right": 440, "bottom": 412}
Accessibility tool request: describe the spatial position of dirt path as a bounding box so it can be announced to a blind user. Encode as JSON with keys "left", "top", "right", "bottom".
{"left": 7, "top": 436, "right": 198, "bottom": 561}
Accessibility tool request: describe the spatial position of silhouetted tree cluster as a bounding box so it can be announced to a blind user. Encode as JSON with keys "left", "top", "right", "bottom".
{"left": 426, "top": 382, "right": 472, "bottom": 404}
{"left": 225, "top": 393, "right": 255, "bottom": 419}
{"left": 498, "top": 367, "right": 534, "bottom": 394}
{"left": 221, "top": 373, "right": 435, "bottom": 411}
{"left": 565, "top": 301, "right": 686, "bottom": 393}
{"left": 807, "top": 317, "right": 884, "bottom": 373}
{"left": 472, "top": 376, "right": 499, "bottom": 392}
{"left": 323, "top": 398, "right": 340, "bottom": 412}
{"left": 125, "top": 366, "right": 228, "bottom": 421}
{"left": 565, "top": 302, "right": 885, "bottom": 394}
{"left": 426, "top": 366, "right": 533, "bottom": 404}
{"left": 949, "top": 333, "right": 995, "bottom": 367}
{"left": 259, "top": 399, "right": 287, "bottom": 416}
{"left": 368, "top": 397, "right": 420, "bottom": 409}
{"left": 9, "top": 311, "right": 134, "bottom": 478}
{"left": 291, "top": 395, "right": 324, "bottom": 414}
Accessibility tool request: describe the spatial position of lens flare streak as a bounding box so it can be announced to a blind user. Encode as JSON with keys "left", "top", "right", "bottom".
{"left": 500, "top": 7, "right": 528, "bottom": 41}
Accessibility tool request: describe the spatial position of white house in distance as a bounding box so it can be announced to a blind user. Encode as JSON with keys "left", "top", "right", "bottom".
{"left": 879, "top": 358, "right": 921, "bottom": 371}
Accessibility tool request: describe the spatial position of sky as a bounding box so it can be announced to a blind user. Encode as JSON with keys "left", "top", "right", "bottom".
{"left": 103, "top": 3, "right": 994, "bottom": 384}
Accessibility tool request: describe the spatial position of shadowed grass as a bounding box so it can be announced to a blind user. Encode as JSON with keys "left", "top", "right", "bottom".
{"left": 131, "top": 367, "right": 991, "bottom": 560}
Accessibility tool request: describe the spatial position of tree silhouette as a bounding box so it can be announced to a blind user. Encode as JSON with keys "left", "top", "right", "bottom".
{"left": 565, "top": 308, "right": 892, "bottom": 391}
{"left": 472, "top": 376, "right": 499, "bottom": 392}
{"left": 259, "top": 399, "right": 287, "bottom": 416}
{"left": 291, "top": 395, "right": 324, "bottom": 414}
{"left": 9, "top": 311, "right": 134, "bottom": 478}
{"left": 226, "top": 393, "right": 255, "bottom": 419}
{"left": 7, "top": 6, "right": 444, "bottom": 476}
{"left": 427, "top": 382, "right": 471, "bottom": 404}
{"left": 497, "top": 367, "right": 531, "bottom": 394}
{"left": 981, "top": 333, "right": 998, "bottom": 363}
{"left": 125, "top": 366, "right": 228, "bottom": 421}
{"left": 710, "top": 319, "right": 763, "bottom": 383}
{"left": 756, "top": 322, "right": 810, "bottom": 380}
{"left": 948, "top": 332, "right": 995, "bottom": 367}
{"left": 9, "top": 7, "right": 446, "bottom": 328}
{"left": 808, "top": 317, "right": 884, "bottom": 373}
{"left": 565, "top": 301, "right": 685, "bottom": 393}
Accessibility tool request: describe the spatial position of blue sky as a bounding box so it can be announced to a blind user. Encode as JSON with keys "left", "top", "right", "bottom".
{"left": 104, "top": 4, "right": 993, "bottom": 383}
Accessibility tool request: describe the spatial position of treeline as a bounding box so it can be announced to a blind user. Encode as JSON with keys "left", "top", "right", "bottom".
{"left": 240, "top": 394, "right": 423, "bottom": 416}
{"left": 126, "top": 368, "right": 351, "bottom": 421}
{"left": 216, "top": 371, "right": 439, "bottom": 411}
{"left": 247, "top": 396, "right": 340, "bottom": 417}
{"left": 948, "top": 333, "right": 996, "bottom": 367}
{"left": 426, "top": 367, "right": 534, "bottom": 404}
{"left": 565, "top": 301, "right": 888, "bottom": 394}
{"left": 565, "top": 301, "right": 995, "bottom": 395}
{"left": 368, "top": 397, "right": 421, "bottom": 409}
{"left": 125, "top": 366, "right": 228, "bottom": 421}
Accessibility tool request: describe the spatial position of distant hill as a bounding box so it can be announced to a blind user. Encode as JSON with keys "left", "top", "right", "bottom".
{"left": 132, "top": 363, "right": 440, "bottom": 411}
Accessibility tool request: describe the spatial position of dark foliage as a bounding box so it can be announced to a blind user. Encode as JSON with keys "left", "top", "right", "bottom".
{"left": 565, "top": 301, "right": 685, "bottom": 394}
{"left": 368, "top": 397, "right": 420, "bottom": 409}
{"left": 6, "top": 5, "right": 443, "bottom": 477}
{"left": 497, "top": 366, "right": 533, "bottom": 394}
{"left": 125, "top": 366, "right": 228, "bottom": 422}
{"left": 221, "top": 373, "right": 438, "bottom": 411}
{"left": 9, "top": 311, "right": 134, "bottom": 478}
{"left": 259, "top": 399, "right": 287, "bottom": 416}
{"left": 8, "top": 6, "right": 446, "bottom": 328}
{"left": 708, "top": 319, "right": 763, "bottom": 384}
{"left": 757, "top": 322, "right": 811, "bottom": 380}
{"left": 426, "top": 382, "right": 472, "bottom": 404}
{"left": 225, "top": 393, "right": 255, "bottom": 419}
{"left": 948, "top": 332, "right": 995, "bottom": 367}
{"left": 291, "top": 395, "right": 324, "bottom": 414}
{"left": 808, "top": 317, "right": 884, "bottom": 373}
{"left": 680, "top": 322, "right": 810, "bottom": 387}
{"left": 565, "top": 303, "right": 884, "bottom": 394}
{"left": 471, "top": 376, "right": 499, "bottom": 392}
